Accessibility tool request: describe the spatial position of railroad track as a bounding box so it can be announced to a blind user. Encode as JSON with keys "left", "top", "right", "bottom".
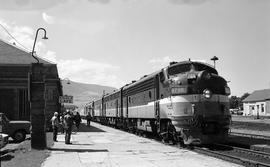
{"left": 229, "top": 132, "right": 270, "bottom": 141}
{"left": 192, "top": 143, "right": 270, "bottom": 167}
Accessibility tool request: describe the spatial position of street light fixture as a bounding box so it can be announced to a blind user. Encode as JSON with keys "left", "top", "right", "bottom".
{"left": 61, "top": 78, "right": 71, "bottom": 84}
{"left": 31, "top": 28, "right": 48, "bottom": 63}
{"left": 210, "top": 56, "right": 219, "bottom": 69}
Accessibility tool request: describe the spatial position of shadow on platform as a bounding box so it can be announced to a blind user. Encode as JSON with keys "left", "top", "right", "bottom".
{"left": 48, "top": 147, "right": 108, "bottom": 153}
{"left": 76, "top": 123, "right": 105, "bottom": 133}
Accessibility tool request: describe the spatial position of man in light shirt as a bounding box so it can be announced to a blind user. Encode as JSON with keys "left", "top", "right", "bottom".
{"left": 51, "top": 112, "right": 59, "bottom": 142}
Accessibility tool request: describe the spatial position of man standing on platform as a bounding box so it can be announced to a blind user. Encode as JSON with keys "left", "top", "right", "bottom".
{"left": 63, "top": 111, "right": 73, "bottom": 144}
{"left": 51, "top": 112, "right": 59, "bottom": 142}
{"left": 86, "top": 112, "right": 91, "bottom": 126}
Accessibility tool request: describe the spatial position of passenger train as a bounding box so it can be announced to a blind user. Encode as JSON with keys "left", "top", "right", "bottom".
{"left": 84, "top": 60, "right": 231, "bottom": 145}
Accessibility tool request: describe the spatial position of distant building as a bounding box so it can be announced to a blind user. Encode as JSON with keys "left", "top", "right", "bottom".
{"left": 0, "top": 39, "right": 62, "bottom": 123}
{"left": 242, "top": 89, "right": 270, "bottom": 116}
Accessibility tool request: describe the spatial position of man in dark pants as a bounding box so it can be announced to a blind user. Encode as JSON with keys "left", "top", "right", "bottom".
{"left": 86, "top": 112, "right": 91, "bottom": 126}
{"left": 64, "top": 111, "right": 73, "bottom": 144}
{"left": 51, "top": 112, "right": 59, "bottom": 142}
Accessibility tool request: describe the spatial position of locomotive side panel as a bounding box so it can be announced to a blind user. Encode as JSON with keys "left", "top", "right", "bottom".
{"left": 128, "top": 89, "right": 155, "bottom": 118}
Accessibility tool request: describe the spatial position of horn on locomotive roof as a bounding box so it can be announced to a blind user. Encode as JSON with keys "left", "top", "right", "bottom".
{"left": 169, "top": 61, "right": 177, "bottom": 65}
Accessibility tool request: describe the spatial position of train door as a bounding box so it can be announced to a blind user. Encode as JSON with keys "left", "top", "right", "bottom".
{"left": 115, "top": 99, "right": 118, "bottom": 117}
{"left": 155, "top": 74, "right": 160, "bottom": 117}
{"left": 126, "top": 96, "right": 129, "bottom": 118}
{"left": 91, "top": 101, "right": 95, "bottom": 117}
{"left": 120, "top": 88, "right": 123, "bottom": 118}
{"left": 154, "top": 74, "right": 160, "bottom": 133}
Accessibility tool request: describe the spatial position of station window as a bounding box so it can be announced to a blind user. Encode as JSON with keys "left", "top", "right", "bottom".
{"left": 261, "top": 104, "right": 264, "bottom": 112}
{"left": 149, "top": 91, "right": 152, "bottom": 99}
{"left": 128, "top": 97, "right": 131, "bottom": 103}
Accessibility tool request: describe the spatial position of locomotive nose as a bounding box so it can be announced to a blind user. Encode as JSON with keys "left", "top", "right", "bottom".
{"left": 196, "top": 70, "right": 227, "bottom": 95}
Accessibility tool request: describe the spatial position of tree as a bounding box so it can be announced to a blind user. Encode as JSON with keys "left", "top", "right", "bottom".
{"left": 240, "top": 93, "right": 250, "bottom": 101}
{"left": 239, "top": 92, "right": 250, "bottom": 110}
{"left": 229, "top": 96, "right": 240, "bottom": 109}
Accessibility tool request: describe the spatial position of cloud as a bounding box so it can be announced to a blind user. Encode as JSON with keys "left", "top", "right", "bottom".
{"left": 168, "top": 0, "right": 211, "bottom": 5}
{"left": 42, "top": 12, "right": 55, "bottom": 24}
{"left": 57, "top": 18, "right": 115, "bottom": 36}
{"left": 57, "top": 58, "right": 124, "bottom": 88}
{"left": 0, "top": 18, "right": 124, "bottom": 88}
{"left": 149, "top": 56, "right": 173, "bottom": 70}
{"left": 0, "top": 0, "right": 111, "bottom": 10}
{"left": 0, "top": 19, "right": 55, "bottom": 59}
{"left": 0, "top": 0, "right": 67, "bottom": 10}
{"left": 0, "top": 19, "right": 34, "bottom": 50}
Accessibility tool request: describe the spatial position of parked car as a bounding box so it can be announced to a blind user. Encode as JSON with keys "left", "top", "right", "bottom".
{"left": 0, "top": 113, "right": 31, "bottom": 142}
{"left": 0, "top": 133, "right": 9, "bottom": 149}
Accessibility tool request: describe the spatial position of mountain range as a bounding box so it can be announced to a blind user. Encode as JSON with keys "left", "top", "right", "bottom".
{"left": 61, "top": 80, "right": 117, "bottom": 108}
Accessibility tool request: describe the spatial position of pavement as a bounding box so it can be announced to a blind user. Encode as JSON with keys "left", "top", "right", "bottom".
{"left": 42, "top": 121, "right": 241, "bottom": 167}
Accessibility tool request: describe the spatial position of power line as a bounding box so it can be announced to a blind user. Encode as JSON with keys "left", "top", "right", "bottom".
{"left": 0, "top": 22, "right": 30, "bottom": 51}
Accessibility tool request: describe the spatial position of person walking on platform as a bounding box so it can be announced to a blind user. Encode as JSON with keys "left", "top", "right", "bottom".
{"left": 51, "top": 112, "right": 59, "bottom": 142}
{"left": 64, "top": 111, "right": 73, "bottom": 144}
{"left": 86, "top": 112, "right": 91, "bottom": 126}
{"left": 73, "top": 112, "right": 82, "bottom": 132}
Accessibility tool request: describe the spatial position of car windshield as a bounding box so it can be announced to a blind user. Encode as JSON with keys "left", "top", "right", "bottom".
{"left": 167, "top": 62, "right": 218, "bottom": 76}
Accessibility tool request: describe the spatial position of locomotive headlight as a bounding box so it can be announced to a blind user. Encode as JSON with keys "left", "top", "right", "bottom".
{"left": 171, "top": 87, "right": 188, "bottom": 94}
{"left": 203, "top": 89, "right": 212, "bottom": 99}
{"left": 225, "top": 87, "right": 231, "bottom": 96}
{"left": 187, "top": 73, "right": 197, "bottom": 79}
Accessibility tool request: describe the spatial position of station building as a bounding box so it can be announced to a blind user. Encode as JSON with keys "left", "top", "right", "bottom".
{"left": 242, "top": 89, "right": 270, "bottom": 116}
{"left": 0, "top": 39, "right": 62, "bottom": 123}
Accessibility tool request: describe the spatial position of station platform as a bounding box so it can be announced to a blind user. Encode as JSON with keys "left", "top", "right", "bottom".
{"left": 42, "top": 121, "right": 241, "bottom": 167}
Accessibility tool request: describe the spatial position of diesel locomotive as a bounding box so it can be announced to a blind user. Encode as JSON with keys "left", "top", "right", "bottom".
{"left": 84, "top": 60, "right": 231, "bottom": 144}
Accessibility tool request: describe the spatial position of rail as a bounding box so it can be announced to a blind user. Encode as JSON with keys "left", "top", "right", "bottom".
{"left": 229, "top": 131, "right": 270, "bottom": 140}
{"left": 193, "top": 145, "right": 270, "bottom": 167}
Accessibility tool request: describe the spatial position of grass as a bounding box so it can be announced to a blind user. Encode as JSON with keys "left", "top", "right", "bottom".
{"left": 0, "top": 133, "right": 53, "bottom": 167}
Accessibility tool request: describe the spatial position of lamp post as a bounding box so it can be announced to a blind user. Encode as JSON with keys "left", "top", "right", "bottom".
{"left": 31, "top": 28, "right": 48, "bottom": 63}
{"left": 30, "top": 28, "right": 48, "bottom": 149}
{"left": 210, "top": 56, "right": 219, "bottom": 69}
{"left": 61, "top": 78, "right": 71, "bottom": 85}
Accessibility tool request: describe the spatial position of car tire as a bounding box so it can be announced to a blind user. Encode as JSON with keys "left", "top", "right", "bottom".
{"left": 12, "top": 130, "right": 26, "bottom": 142}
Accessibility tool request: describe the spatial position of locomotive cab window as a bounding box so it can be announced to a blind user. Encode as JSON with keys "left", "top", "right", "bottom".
{"left": 168, "top": 64, "right": 190, "bottom": 76}
{"left": 194, "top": 63, "right": 218, "bottom": 74}
{"left": 159, "top": 72, "right": 165, "bottom": 82}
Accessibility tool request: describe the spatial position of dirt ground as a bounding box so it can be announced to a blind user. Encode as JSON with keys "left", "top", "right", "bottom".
{"left": 0, "top": 133, "right": 53, "bottom": 167}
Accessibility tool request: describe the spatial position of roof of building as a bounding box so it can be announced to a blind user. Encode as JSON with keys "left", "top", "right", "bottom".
{"left": 0, "top": 39, "right": 54, "bottom": 65}
{"left": 243, "top": 89, "right": 270, "bottom": 103}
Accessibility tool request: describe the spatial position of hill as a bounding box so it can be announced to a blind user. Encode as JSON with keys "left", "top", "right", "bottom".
{"left": 61, "top": 80, "right": 117, "bottom": 107}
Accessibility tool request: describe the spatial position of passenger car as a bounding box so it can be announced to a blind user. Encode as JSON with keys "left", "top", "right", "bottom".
{"left": 0, "top": 113, "right": 31, "bottom": 142}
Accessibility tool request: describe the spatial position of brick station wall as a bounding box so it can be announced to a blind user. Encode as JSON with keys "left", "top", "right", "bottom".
{"left": 0, "top": 64, "right": 62, "bottom": 126}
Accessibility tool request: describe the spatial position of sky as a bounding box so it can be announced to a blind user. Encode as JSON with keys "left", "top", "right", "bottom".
{"left": 0, "top": 0, "right": 269, "bottom": 96}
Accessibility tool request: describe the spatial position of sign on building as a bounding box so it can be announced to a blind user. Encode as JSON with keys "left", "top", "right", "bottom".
{"left": 59, "top": 95, "right": 73, "bottom": 103}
